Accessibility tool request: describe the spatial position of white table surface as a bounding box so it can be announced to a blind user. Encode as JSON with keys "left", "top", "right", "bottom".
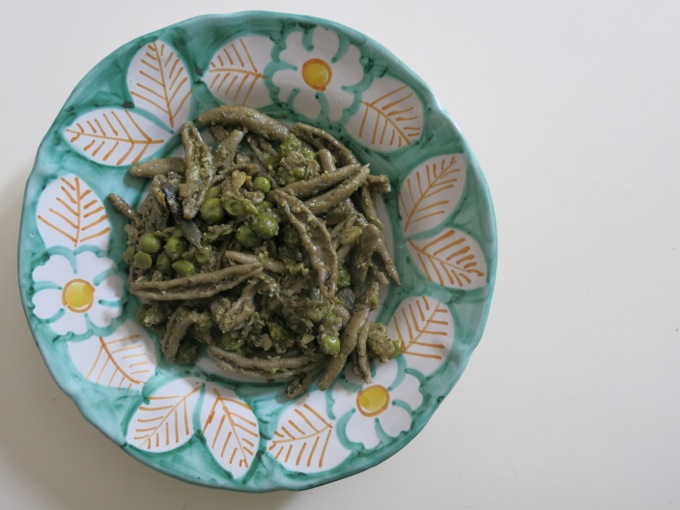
{"left": 3, "top": 1, "right": 679, "bottom": 508}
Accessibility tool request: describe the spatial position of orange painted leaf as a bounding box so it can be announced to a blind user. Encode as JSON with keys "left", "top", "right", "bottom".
{"left": 126, "top": 378, "right": 202, "bottom": 452}
{"left": 268, "top": 393, "right": 349, "bottom": 473}
{"left": 36, "top": 174, "right": 111, "bottom": 249}
{"left": 200, "top": 383, "right": 259, "bottom": 478}
{"left": 407, "top": 228, "right": 487, "bottom": 289}
{"left": 67, "top": 321, "right": 156, "bottom": 391}
{"left": 346, "top": 76, "right": 423, "bottom": 151}
{"left": 65, "top": 108, "right": 170, "bottom": 166}
{"left": 203, "top": 35, "right": 274, "bottom": 108}
{"left": 128, "top": 40, "right": 192, "bottom": 130}
{"left": 387, "top": 296, "right": 454, "bottom": 376}
{"left": 400, "top": 154, "right": 467, "bottom": 236}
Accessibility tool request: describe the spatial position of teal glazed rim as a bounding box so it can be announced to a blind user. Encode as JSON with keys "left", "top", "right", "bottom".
{"left": 18, "top": 12, "right": 496, "bottom": 491}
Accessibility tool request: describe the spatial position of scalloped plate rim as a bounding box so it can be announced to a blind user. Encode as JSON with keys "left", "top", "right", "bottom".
{"left": 17, "top": 11, "right": 497, "bottom": 492}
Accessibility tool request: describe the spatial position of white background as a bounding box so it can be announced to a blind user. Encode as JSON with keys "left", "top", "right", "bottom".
{"left": 2, "top": 1, "right": 679, "bottom": 508}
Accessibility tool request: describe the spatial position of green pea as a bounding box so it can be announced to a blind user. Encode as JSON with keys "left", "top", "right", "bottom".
{"left": 200, "top": 197, "right": 225, "bottom": 224}
{"left": 172, "top": 259, "right": 195, "bottom": 277}
{"left": 318, "top": 332, "right": 341, "bottom": 357}
{"left": 236, "top": 224, "right": 260, "bottom": 248}
{"left": 322, "top": 311, "right": 342, "bottom": 330}
{"left": 156, "top": 252, "right": 172, "bottom": 272}
{"left": 139, "top": 232, "right": 162, "bottom": 254}
{"left": 223, "top": 199, "right": 245, "bottom": 217}
{"left": 164, "top": 236, "right": 187, "bottom": 260}
{"left": 205, "top": 185, "right": 221, "bottom": 200}
{"left": 133, "top": 251, "right": 153, "bottom": 270}
{"left": 337, "top": 266, "right": 351, "bottom": 288}
{"left": 195, "top": 245, "right": 212, "bottom": 265}
{"left": 252, "top": 176, "right": 272, "bottom": 193}
{"left": 251, "top": 213, "right": 279, "bottom": 239}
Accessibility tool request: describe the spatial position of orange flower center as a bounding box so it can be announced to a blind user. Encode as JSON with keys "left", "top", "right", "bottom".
{"left": 356, "top": 384, "right": 390, "bottom": 417}
{"left": 301, "top": 58, "right": 332, "bottom": 91}
{"left": 61, "top": 279, "right": 95, "bottom": 313}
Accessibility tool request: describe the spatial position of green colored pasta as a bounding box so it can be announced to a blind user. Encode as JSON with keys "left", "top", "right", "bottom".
{"left": 109, "top": 106, "right": 402, "bottom": 397}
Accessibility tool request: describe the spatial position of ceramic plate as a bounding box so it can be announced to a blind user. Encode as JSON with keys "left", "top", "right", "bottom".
{"left": 18, "top": 12, "right": 496, "bottom": 491}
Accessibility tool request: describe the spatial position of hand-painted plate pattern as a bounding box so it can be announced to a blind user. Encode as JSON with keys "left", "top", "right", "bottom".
{"left": 127, "top": 40, "right": 192, "bottom": 130}
{"left": 18, "top": 12, "right": 496, "bottom": 492}
{"left": 346, "top": 76, "right": 424, "bottom": 150}
{"left": 67, "top": 320, "right": 156, "bottom": 391}
{"left": 64, "top": 108, "right": 171, "bottom": 166}
{"left": 203, "top": 35, "right": 274, "bottom": 108}
{"left": 36, "top": 174, "right": 111, "bottom": 249}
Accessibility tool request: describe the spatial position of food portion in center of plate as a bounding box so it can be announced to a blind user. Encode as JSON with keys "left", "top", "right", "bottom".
{"left": 109, "top": 106, "right": 402, "bottom": 398}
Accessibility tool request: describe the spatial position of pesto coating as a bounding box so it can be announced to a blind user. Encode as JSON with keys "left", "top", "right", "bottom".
{"left": 129, "top": 263, "right": 263, "bottom": 300}
{"left": 198, "top": 105, "right": 291, "bottom": 142}
{"left": 129, "top": 157, "right": 185, "bottom": 178}
{"left": 180, "top": 122, "right": 215, "bottom": 220}
{"left": 317, "top": 281, "right": 380, "bottom": 390}
{"left": 107, "top": 193, "right": 138, "bottom": 222}
{"left": 274, "top": 190, "right": 338, "bottom": 299}
{"left": 278, "top": 163, "right": 362, "bottom": 199}
{"left": 110, "top": 106, "right": 402, "bottom": 398}
{"left": 304, "top": 165, "right": 370, "bottom": 215}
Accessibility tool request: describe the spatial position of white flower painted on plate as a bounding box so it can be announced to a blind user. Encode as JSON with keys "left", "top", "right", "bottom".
{"left": 31, "top": 251, "right": 124, "bottom": 336}
{"left": 272, "top": 27, "right": 363, "bottom": 121}
{"left": 332, "top": 360, "right": 423, "bottom": 450}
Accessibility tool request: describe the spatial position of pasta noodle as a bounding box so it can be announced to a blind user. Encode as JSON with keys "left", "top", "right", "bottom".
{"left": 109, "top": 106, "right": 402, "bottom": 398}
